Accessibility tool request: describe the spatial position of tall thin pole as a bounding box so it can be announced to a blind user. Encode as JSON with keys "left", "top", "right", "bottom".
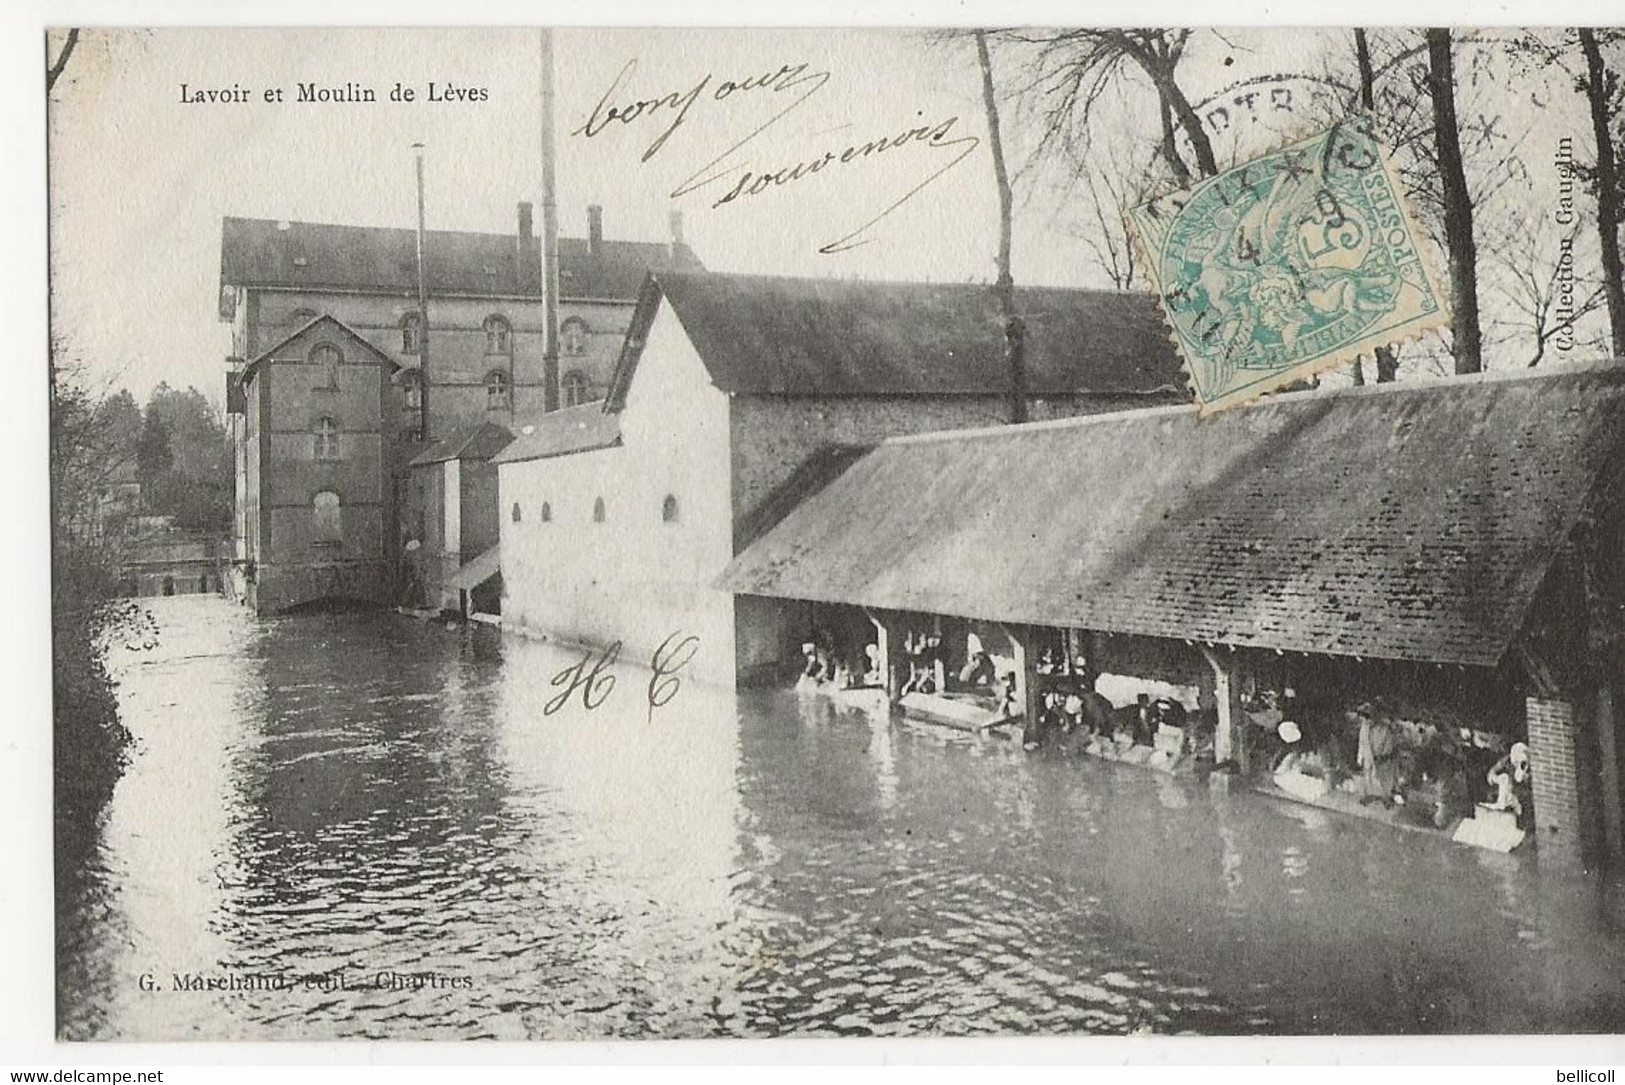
{"left": 540, "top": 29, "right": 561, "bottom": 413}
{"left": 413, "top": 141, "right": 433, "bottom": 443}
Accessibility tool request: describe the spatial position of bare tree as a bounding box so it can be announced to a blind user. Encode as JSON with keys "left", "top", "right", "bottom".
{"left": 1114, "top": 30, "right": 1221, "bottom": 179}
{"left": 1487, "top": 219, "right": 1608, "bottom": 367}
{"left": 1338, "top": 32, "right": 1525, "bottom": 373}
{"left": 1579, "top": 28, "right": 1625, "bottom": 357}
{"left": 1070, "top": 157, "right": 1145, "bottom": 291}
{"left": 1427, "top": 28, "right": 1485, "bottom": 374}
{"left": 997, "top": 28, "right": 1220, "bottom": 184}
{"left": 1351, "top": 29, "right": 1402, "bottom": 383}
{"left": 975, "top": 30, "right": 1026, "bottom": 425}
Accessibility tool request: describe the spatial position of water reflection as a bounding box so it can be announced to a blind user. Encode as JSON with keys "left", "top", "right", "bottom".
{"left": 58, "top": 597, "right": 1625, "bottom": 1040}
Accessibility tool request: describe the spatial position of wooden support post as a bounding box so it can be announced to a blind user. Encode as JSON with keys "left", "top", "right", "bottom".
{"left": 866, "top": 609, "right": 898, "bottom": 701}
{"left": 1001, "top": 623, "right": 1041, "bottom": 722}
{"left": 1023, "top": 629, "right": 1042, "bottom": 722}
{"left": 931, "top": 613, "right": 946, "bottom": 694}
{"left": 1200, "top": 645, "right": 1247, "bottom": 774}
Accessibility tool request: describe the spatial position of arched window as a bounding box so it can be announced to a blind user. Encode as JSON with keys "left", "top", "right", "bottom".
{"left": 309, "top": 342, "right": 341, "bottom": 389}
{"left": 561, "top": 317, "right": 589, "bottom": 356}
{"left": 511, "top": 502, "right": 522, "bottom": 524}
{"left": 288, "top": 307, "right": 319, "bottom": 326}
{"left": 541, "top": 502, "right": 552, "bottom": 523}
{"left": 401, "top": 369, "right": 423, "bottom": 410}
{"left": 313, "top": 415, "right": 340, "bottom": 460}
{"left": 484, "top": 315, "right": 512, "bottom": 355}
{"left": 561, "top": 371, "right": 592, "bottom": 408}
{"left": 485, "top": 369, "right": 511, "bottom": 411}
{"left": 313, "top": 490, "right": 342, "bottom": 545}
{"left": 592, "top": 497, "right": 606, "bottom": 523}
{"left": 662, "top": 494, "right": 679, "bottom": 523}
{"left": 401, "top": 311, "right": 423, "bottom": 354}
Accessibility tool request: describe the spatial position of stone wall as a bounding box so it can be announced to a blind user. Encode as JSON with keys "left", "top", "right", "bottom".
{"left": 498, "top": 304, "right": 739, "bottom": 688}
{"left": 251, "top": 558, "right": 392, "bottom": 613}
{"left": 728, "top": 393, "right": 1164, "bottom": 547}
{"left": 244, "top": 288, "right": 635, "bottom": 435}
{"left": 244, "top": 323, "right": 393, "bottom": 613}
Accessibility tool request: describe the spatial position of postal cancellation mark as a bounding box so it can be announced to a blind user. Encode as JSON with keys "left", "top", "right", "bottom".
{"left": 1126, "top": 117, "right": 1449, "bottom": 415}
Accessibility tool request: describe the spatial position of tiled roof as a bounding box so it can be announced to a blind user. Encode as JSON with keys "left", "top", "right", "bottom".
{"left": 490, "top": 403, "right": 621, "bottom": 465}
{"left": 607, "top": 271, "right": 1186, "bottom": 403}
{"left": 408, "top": 421, "right": 514, "bottom": 467}
{"left": 719, "top": 363, "right": 1625, "bottom": 666}
{"left": 220, "top": 216, "right": 702, "bottom": 301}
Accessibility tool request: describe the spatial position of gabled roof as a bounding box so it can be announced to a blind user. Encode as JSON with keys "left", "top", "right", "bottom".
{"left": 240, "top": 313, "right": 397, "bottom": 384}
{"left": 719, "top": 363, "right": 1625, "bottom": 667}
{"left": 408, "top": 421, "right": 514, "bottom": 467}
{"left": 220, "top": 216, "right": 702, "bottom": 301}
{"left": 491, "top": 403, "right": 622, "bottom": 466}
{"left": 606, "top": 271, "right": 1185, "bottom": 406}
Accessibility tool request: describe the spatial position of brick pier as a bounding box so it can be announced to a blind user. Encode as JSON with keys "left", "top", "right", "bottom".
{"left": 1526, "top": 696, "right": 1589, "bottom": 871}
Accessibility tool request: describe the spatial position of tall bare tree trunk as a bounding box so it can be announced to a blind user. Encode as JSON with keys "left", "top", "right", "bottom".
{"left": 1157, "top": 99, "right": 1192, "bottom": 187}
{"left": 1580, "top": 28, "right": 1625, "bottom": 359}
{"left": 976, "top": 30, "right": 1026, "bottom": 424}
{"left": 1355, "top": 28, "right": 1400, "bottom": 383}
{"left": 1152, "top": 70, "right": 1219, "bottom": 179}
{"left": 1427, "top": 28, "right": 1484, "bottom": 374}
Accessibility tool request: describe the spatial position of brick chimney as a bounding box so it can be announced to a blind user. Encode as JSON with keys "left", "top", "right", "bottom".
{"left": 587, "top": 204, "right": 603, "bottom": 254}
{"left": 669, "top": 209, "right": 686, "bottom": 256}
{"left": 516, "top": 201, "right": 538, "bottom": 293}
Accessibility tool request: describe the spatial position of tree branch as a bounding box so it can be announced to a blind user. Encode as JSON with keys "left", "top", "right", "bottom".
{"left": 46, "top": 28, "right": 79, "bottom": 93}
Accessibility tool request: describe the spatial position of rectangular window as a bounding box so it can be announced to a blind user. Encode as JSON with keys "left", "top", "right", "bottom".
{"left": 314, "top": 417, "right": 340, "bottom": 460}
{"left": 402, "top": 314, "right": 422, "bottom": 354}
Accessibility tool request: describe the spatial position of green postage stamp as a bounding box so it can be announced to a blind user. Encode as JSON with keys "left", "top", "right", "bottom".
{"left": 1126, "top": 117, "right": 1449, "bottom": 415}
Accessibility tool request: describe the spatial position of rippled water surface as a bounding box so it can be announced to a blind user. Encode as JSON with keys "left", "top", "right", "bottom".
{"left": 58, "top": 596, "right": 1625, "bottom": 1040}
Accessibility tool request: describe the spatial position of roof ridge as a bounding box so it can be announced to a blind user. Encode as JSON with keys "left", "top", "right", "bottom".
{"left": 656, "top": 267, "right": 1144, "bottom": 298}
{"left": 646, "top": 272, "right": 1185, "bottom": 398}
{"left": 879, "top": 357, "right": 1625, "bottom": 448}
{"left": 223, "top": 214, "right": 668, "bottom": 250}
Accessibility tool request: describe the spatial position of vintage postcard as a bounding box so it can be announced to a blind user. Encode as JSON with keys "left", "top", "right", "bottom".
{"left": 39, "top": 19, "right": 1625, "bottom": 1053}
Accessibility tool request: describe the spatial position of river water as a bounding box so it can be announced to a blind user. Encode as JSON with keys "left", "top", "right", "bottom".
{"left": 57, "top": 596, "right": 1625, "bottom": 1040}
